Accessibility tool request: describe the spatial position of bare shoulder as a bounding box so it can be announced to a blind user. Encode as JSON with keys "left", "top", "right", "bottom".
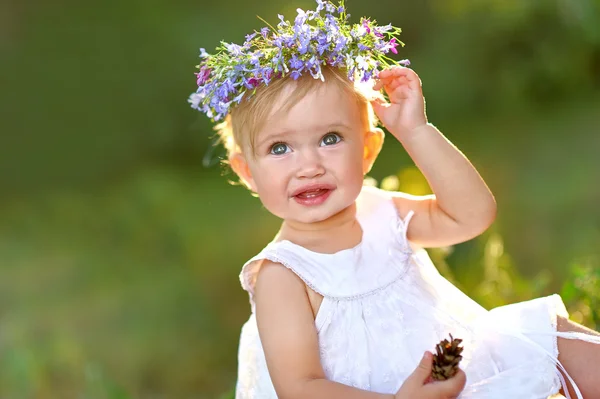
{"left": 253, "top": 260, "right": 324, "bottom": 395}
{"left": 256, "top": 258, "right": 296, "bottom": 280}
{"left": 254, "top": 259, "right": 306, "bottom": 299}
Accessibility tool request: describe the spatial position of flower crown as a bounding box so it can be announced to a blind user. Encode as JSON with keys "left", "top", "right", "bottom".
{"left": 188, "top": 0, "right": 408, "bottom": 122}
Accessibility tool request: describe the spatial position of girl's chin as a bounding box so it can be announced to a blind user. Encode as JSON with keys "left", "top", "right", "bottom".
{"left": 287, "top": 207, "right": 348, "bottom": 224}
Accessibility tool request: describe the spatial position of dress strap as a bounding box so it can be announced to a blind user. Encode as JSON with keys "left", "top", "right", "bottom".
{"left": 401, "top": 210, "right": 415, "bottom": 246}
{"left": 239, "top": 241, "right": 332, "bottom": 302}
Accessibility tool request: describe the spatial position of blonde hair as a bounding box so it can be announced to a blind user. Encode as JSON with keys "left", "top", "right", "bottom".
{"left": 215, "top": 66, "right": 382, "bottom": 158}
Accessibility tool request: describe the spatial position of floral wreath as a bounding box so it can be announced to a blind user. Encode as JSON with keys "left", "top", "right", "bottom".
{"left": 188, "top": 0, "right": 408, "bottom": 121}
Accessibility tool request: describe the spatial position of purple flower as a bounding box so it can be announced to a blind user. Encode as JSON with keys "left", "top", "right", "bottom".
{"left": 361, "top": 69, "right": 374, "bottom": 82}
{"left": 355, "top": 55, "right": 369, "bottom": 71}
{"left": 262, "top": 68, "right": 274, "bottom": 84}
{"left": 225, "top": 43, "right": 243, "bottom": 56}
{"left": 270, "top": 50, "right": 285, "bottom": 71}
{"left": 250, "top": 51, "right": 263, "bottom": 66}
{"left": 224, "top": 79, "right": 237, "bottom": 94}
{"left": 188, "top": 93, "right": 203, "bottom": 109}
{"left": 317, "top": 43, "right": 329, "bottom": 55}
{"left": 247, "top": 77, "right": 261, "bottom": 88}
{"left": 277, "top": 14, "right": 288, "bottom": 27}
{"left": 316, "top": 32, "right": 328, "bottom": 45}
{"left": 347, "top": 67, "right": 356, "bottom": 80}
{"left": 327, "top": 54, "right": 344, "bottom": 67}
{"left": 305, "top": 55, "right": 318, "bottom": 69}
{"left": 316, "top": 0, "right": 326, "bottom": 13}
{"left": 295, "top": 8, "right": 308, "bottom": 26}
{"left": 260, "top": 27, "right": 270, "bottom": 38}
{"left": 290, "top": 70, "right": 302, "bottom": 80}
{"left": 351, "top": 25, "right": 368, "bottom": 39}
{"left": 325, "top": 13, "right": 339, "bottom": 28}
{"left": 389, "top": 38, "right": 398, "bottom": 54}
{"left": 196, "top": 67, "right": 211, "bottom": 86}
{"left": 216, "top": 84, "right": 229, "bottom": 99}
{"left": 379, "top": 24, "right": 393, "bottom": 32}
{"left": 245, "top": 32, "right": 257, "bottom": 43}
{"left": 326, "top": 55, "right": 338, "bottom": 66}
{"left": 289, "top": 54, "right": 304, "bottom": 70}
{"left": 333, "top": 35, "right": 348, "bottom": 53}
{"left": 199, "top": 48, "right": 209, "bottom": 58}
{"left": 307, "top": 57, "right": 323, "bottom": 79}
{"left": 233, "top": 92, "right": 245, "bottom": 104}
{"left": 297, "top": 35, "right": 311, "bottom": 54}
{"left": 363, "top": 19, "right": 371, "bottom": 34}
{"left": 283, "top": 34, "right": 295, "bottom": 48}
{"left": 272, "top": 36, "right": 283, "bottom": 48}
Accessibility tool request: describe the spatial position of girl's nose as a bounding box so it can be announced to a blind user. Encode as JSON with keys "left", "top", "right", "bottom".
{"left": 296, "top": 149, "right": 325, "bottom": 179}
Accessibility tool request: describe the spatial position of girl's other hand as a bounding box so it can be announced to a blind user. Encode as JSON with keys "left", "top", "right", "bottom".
{"left": 394, "top": 352, "right": 466, "bottom": 399}
{"left": 372, "top": 66, "right": 427, "bottom": 142}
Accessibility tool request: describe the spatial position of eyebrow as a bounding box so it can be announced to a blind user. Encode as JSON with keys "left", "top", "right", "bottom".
{"left": 256, "top": 130, "right": 294, "bottom": 149}
{"left": 257, "top": 122, "right": 353, "bottom": 148}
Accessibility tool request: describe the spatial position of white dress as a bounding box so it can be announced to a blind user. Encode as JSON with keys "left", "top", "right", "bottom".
{"left": 235, "top": 185, "right": 600, "bottom": 399}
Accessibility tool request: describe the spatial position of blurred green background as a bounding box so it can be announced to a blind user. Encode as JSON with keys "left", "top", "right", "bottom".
{"left": 1, "top": 0, "right": 599, "bottom": 397}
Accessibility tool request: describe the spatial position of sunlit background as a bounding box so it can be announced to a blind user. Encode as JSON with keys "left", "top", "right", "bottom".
{"left": 1, "top": 0, "right": 599, "bottom": 397}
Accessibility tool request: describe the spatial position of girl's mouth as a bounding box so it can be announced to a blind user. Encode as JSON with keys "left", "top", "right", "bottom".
{"left": 293, "top": 187, "right": 333, "bottom": 206}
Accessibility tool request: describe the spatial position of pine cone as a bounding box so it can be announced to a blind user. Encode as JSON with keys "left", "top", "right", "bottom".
{"left": 431, "top": 334, "right": 464, "bottom": 381}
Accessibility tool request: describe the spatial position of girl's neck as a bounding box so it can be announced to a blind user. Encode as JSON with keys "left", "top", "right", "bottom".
{"left": 277, "top": 203, "right": 362, "bottom": 254}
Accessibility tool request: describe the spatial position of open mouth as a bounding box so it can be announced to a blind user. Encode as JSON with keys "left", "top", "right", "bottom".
{"left": 292, "top": 186, "right": 334, "bottom": 206}
{"left": 296, "top": 189, "right": 329, "bottom": 199}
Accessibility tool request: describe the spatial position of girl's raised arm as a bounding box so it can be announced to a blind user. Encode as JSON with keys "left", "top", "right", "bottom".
{"left": 372, "top": 67, "right": 497, "bottom": 248}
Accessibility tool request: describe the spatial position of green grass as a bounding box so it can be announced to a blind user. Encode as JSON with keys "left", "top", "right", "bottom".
{"left": 0, "top": 98, "right": 599, "bottom": 397}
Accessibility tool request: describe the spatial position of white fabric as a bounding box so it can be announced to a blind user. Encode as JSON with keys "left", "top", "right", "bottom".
{"left": 235, "top": 185, "right": 600, "bottom": 398}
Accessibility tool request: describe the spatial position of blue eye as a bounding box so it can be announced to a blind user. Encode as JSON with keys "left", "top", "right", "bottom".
{"left": 270, "top": 142, "right": 290, "bottom": 155}
{"left": 321, "top": 133, "right": 342, "bottom": 146}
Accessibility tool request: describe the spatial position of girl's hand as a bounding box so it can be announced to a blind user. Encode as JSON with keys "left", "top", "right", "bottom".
{"left": 372, "top": 67, "right": 427, "bottom": 142}
{"left": 395, "top": 352, "right": 466, "bottom": 399}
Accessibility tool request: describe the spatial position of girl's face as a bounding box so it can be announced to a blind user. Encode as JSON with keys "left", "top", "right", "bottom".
{"left": 240, "top": 83, "right": 373, "bottom": 224}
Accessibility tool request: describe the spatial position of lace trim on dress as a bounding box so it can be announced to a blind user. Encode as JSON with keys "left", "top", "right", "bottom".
{"left": 257, "top": 252, "right": 414, "bottom": 301}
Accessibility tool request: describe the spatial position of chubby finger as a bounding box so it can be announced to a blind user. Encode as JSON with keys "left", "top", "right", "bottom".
{"left": 383, "top": 81, "right": 417, "bottom": 102}
{"left": 369, "top": 98, "right": 390, "bottom": 119}
{"left": 388, "top": 67, "right": 421, "bottom": 90}
{"left": 374, "top": 69, "right": 420, "bottom": 91}
{"left": 378, "top": 65, "right": 411, "bottom": 76}
{"left": 404, "top": 352, "right": 434, "bottom": 386}
{"left": 387, "top": 76, "right": 409, "bottom": 90}
{"left": 377, "top": 67, "right": 396, "bottom": 79}
{"left": 373, "top": 75, "right": 409, "bottom": 92}
{"left": 374, "top": 66, "right": 406, "bottom": 85}
{"left": 425, "top": 369, "right": 467, "bottom": 397}
{"left": 447, "top": 369, "right": 467, "bottom": 391}
{"left": 388, "top": 66, "right": 417, "bottom": 79}
{"left": 372, "top": 73, "right": 397, "bottom": 90}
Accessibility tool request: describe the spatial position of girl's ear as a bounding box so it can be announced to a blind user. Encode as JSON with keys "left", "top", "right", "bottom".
{"left": 229, "top": 152, "right": 257, "bottom": 192}
{"left": 363, "top": 128, "right": 384, "bottom": 174}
